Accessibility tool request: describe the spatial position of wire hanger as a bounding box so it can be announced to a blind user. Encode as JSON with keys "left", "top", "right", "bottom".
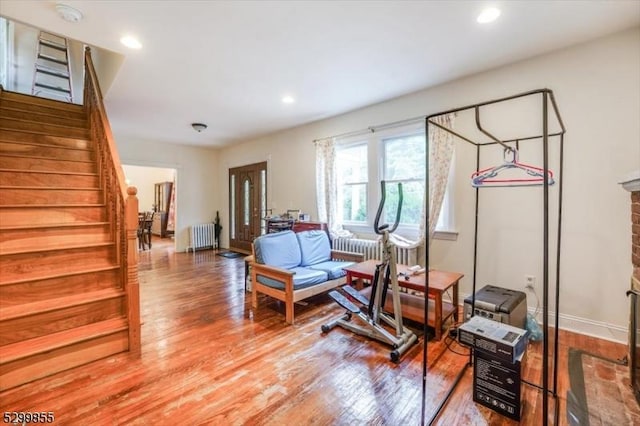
{"left": 471, "top": 147, "right": 555, "bottom": 187}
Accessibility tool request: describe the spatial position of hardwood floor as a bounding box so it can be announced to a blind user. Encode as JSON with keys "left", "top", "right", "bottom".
{"left": 1, "top": 239, "right": 629, "bottom": 425}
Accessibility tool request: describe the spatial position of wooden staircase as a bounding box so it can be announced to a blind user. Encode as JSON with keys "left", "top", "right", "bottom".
{"left": 0, "top": 48, "right": 140, "bottom": 391}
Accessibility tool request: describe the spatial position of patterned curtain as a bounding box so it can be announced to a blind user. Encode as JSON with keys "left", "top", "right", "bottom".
{"left": 389, "top": 113, "right": 455, "bottom": 249}
{"left": 315, "top": 138, "right": 338, "bottom": 234}
{"left": 426, "top": 113, "right": 456, "bottom": 244}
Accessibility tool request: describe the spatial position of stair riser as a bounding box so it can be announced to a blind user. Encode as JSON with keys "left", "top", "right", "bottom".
{"left": 0, "top": 129, "right": 92, "bottom": 149}
{"left": 0, "top": 269, "right": 120, "bottom": 306}
{"left": 0, "top": 330, "right": 128, "bottom": 391}
{"left": 0, "top": 90, "right": 84, "bottom": 113}
{"left": 0, "top": 224, "right": 111, "bottom": 253}
{"left": 0, "top": 245, "right": 116, "bottom": 284}
{"left": 0, "top": 142, "right": 94, "bottom": 162}
{"left": 0, "top": 99, "right": 86, "bottom": 121}
{"left": 0, "top": 118, "right": 89, "bottom": 139}
{"left": 1, "top": 108, "right": 87, "bottom": 129}
{"left": 0, "top": 297, "right": 125, "bottom": 345}
{"left": 0, "top": 188, "right": 102, "bottom": 205}
{"left": 0, "top": 171, "right": 98, "bottom": 187}
{"left": 0, "top": 206, "right": 106, "bottom": 226}
{"left": 0, "top": 156, "right": 96, "bottom": 173}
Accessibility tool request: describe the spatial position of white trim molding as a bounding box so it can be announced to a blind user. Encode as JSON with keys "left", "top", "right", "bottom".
{"left": 619, "top": 170, "right": 640, "bottom": 192}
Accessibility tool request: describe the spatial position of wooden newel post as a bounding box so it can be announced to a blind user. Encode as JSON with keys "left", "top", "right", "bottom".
{"left": 125, "top": 186, "right": 141, "bottom": 355}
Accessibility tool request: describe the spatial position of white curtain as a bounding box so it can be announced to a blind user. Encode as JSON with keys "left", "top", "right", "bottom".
{"left": 315, "top": 138, "right": 338, "bottom": 233}
{"left": 426, "top": 113, "right": 456, "bottom": 244}
{"left": 390, "top": 113, "right": 456, "bottom": 249}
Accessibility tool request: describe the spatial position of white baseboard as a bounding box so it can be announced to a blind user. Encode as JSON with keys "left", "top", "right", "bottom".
{"left": 454, "top": 292, "right": 628, "bottom": 344}
{"left": 528, "top": 307, "right": 628, "bottom": 344}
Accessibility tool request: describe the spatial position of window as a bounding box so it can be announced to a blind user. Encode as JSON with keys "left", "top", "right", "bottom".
{"left": 382, "top": 133, "right": 425, "bottom": 226}
{"left": 335, "top": 124, "right": 454, "bottom": 239}
{"left": 336, "top": 143, "right": 368, "bottom": 224}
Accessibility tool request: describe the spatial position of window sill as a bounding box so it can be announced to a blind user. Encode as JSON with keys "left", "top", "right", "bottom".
{"left": 341, "top": 225, "right": 458, "bottom": 242}
{"left": 433, "top": 230, "right": 458, "bottom": 241}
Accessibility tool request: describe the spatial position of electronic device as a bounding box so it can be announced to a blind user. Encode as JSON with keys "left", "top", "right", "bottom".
{"left": 464, "top": 285, "right": 527, "bottom": 328}
{"left": 458, "top": 315, "right": 528, "bottom": 364}
{"left": 474, "top": 349, "right": 525, "bottom": 421}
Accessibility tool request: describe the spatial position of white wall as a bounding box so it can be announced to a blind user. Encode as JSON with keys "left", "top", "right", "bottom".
{"left": 114, "top": 139, "right": 218, "bottom": 252}
{"left": 217, "top": 27, "right": 640, "bottom": 342}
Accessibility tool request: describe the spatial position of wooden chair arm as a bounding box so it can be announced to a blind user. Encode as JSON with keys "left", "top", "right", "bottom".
{"left": 331, "top": 250, "right": 364, "bottom": 263}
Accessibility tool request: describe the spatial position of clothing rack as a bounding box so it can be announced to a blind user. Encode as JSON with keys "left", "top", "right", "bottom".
{"left": 422, "top": 89, "right": 566, "bottom": 425}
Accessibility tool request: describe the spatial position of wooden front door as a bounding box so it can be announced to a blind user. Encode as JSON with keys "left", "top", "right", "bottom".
{"left": 229, "top": 162, "right": 267, "bottom": 253}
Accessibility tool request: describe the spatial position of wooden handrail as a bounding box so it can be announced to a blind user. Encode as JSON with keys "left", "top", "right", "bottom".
{"left": 83, "top": 47, "right": 141, "bottom": 355}
{"left": 83, "top": 47, "right": 128, "bottom": 201}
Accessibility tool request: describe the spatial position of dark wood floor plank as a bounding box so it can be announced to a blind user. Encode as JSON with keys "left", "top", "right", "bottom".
{"left": 0, "top": 238, "right": 629, "bottom": 425}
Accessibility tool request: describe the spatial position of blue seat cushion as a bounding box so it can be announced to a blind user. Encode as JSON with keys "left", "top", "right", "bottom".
{"left": 308, "top": 260, "right": 354, "bottom": 280}
{"left": 254, "top": 230, "right": 301, "bottom": 269}
{"left": 296, "top": 230, "right": 331, "bottom": 267}
{"left": 256, "top": 267, "right": 328, "bottom": 290}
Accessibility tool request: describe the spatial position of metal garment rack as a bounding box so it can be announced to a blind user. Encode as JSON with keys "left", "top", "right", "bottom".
{"left": 421, "top": 89, "right": 566, "bottom": 425}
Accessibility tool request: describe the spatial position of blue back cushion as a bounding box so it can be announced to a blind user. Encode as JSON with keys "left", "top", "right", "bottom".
{"left": 254, "top": 231, "right": 301, "bottom": 269}
{"left": 296, "top": 230, "right": 331, "bottom": 266}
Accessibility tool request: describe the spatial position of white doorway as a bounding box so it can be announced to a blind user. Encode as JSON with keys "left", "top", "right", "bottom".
{"left": 123, "top": 164, "right": 178, "bottom": 250}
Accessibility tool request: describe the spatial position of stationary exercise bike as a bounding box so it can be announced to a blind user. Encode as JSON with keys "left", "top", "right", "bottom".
{"left": 321, "top": 181, "right": 418, "bottom": 363}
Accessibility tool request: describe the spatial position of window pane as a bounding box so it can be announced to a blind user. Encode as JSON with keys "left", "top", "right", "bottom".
{"left": 337, "top": 143, "right": 368, "bottom": 223}
{"left": 243, "top": 179, "right": 250, "bottom": 226}
{"left": 230, "top": 174, "right": 236, "bottom": 239}
{"left": 340, "top": 183, "right": 367, "bottom": 222}
{"left": 383, "top": 180, "right": 424, "bottom": 225}
{"left": 383, "top": 134, "right": 425, "bottom": 226}
{"left": 384, "top": 134, "right": 425, "bottom": 181}
{"left": 337, "top": 144, "right": 367, "bottom": 183}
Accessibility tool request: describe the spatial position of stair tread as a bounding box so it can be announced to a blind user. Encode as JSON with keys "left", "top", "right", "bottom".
{"left": 0, "top": 203, "right": 106, "bottom": 208}
{"left": 0, "top": 240, "right": 114, "bottom": 256}
{"left": 0, "top": 185, "right": 100, "bottom": 190}
{"left": 0, "top": 288, "right": 125, "bottom": 321}
{"left": 0, "top": 90, "right": 83, "bottom": 112}
{"left": 0, "top": 152, "right": 93, "bottom": 163}
{"left": 0, "top": 317, "right": 128, "bottom": 364}
{"left": 0, "top": 221, "right": 109, "bottom": 231}
{"left": 0, "top": 116, "right": 86, "bottom": 130}
{"left": 0, "top": 168, "right": 97, "bottom": 176}
{"left": 0, "top": 140, "right": 93, "bottom": 152}
{"left": 0, "top": 265, "right": 120, "bottom": 287}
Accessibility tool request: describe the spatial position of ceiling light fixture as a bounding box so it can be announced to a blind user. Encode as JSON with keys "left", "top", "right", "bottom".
{"left": 191, "top": 123, "right": 207, "bottom": 133}
{"left": 281, "top": 95, "right": 295, "bottom": 104}
{"left": 477, "top": 7, "right": 501, "bottom": 24}
{"left": 55, "top": 4, "right": 83, "bottom": 23}
{"left": 120, "top": 35, "right": 142, "bottom": 49}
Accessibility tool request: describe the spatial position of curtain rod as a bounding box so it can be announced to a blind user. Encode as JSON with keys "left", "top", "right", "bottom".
{"left": 312, "top": 114, "right": 426, "bottom": 143}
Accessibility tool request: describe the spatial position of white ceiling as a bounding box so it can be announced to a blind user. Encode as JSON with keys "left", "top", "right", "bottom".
{"left": 1, "top": 1, "right": 639, "bottom": 148}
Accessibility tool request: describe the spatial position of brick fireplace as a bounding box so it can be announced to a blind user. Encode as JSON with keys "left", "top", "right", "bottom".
{"left": 621, "top": 170, "right": 640, "bottom": 404}
{"left": 633, "top": 189, "right": 640, "bottom": 283}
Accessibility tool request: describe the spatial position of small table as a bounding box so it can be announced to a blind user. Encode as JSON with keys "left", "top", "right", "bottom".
{"left": 343, "top": 260, "right": 464, "bottom": 341}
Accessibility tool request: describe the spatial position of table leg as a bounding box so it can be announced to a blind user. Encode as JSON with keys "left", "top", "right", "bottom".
{"left": 452, "top": 280, "right": 459, "bottom": 323}
{"left": 434, "top": 293, "right": 443, "bottom": 341}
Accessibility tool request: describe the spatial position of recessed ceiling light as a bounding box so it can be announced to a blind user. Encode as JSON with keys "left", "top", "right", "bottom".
{"left": 477, "top": 7, "right": 501, "bottom": 24}
{"left": 120, "top": 35, "right": 142, "bottom": 49}
{"left": 282, "top": 95, "right": 295, "bottom": 104}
